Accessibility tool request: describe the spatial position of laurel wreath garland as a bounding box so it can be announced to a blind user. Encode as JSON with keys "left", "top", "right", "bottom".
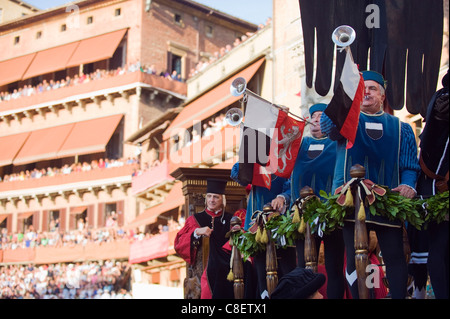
{"left": 367, "top": 187, "right": 424, "bottom": 229}
{"left": 420, "top": 190, "right": 449, "bottom": 228}
{"left": 230, "top": 189, "right": 448, "bottom": 260}
{"left": 230, "top": 230, "right": 263, "bottom": 262}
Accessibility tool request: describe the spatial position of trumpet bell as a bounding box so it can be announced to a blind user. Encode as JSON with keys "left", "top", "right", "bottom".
{"left": 230, "top": 77, "right": 247, "bottom": 96}
{"left": 332, "top": 25, "right": 356, "bottom": 47}
{"left": 225, "top": 108, "right": 243, "bottom": 126}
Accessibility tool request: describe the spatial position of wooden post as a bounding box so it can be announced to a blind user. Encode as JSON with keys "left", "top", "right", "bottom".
{"left": 266, "top": 228, "right": 278, "bottom": 297}
{"left": 351, "top": 164, "right": 370, "bottom": 299}
{"left": 230, "top": 216, "right": 244, "bottom": 299}
{"left": 262, "top": 205, "right": 278, "bottom": 297}
{"left": 300, "top": 186, "right": 318, "bottom": 273}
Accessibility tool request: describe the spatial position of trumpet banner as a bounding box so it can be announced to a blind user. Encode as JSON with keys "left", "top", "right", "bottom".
{"left": 324, "top": 50, "right": 364, "bottom": 149}
{"left": 238, "top": 94, "right": 304, "bottom": 189}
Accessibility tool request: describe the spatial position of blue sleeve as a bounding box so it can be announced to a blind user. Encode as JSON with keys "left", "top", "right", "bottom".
{"left": 399, "top": 122, "right": 420, "bottom": 188}
{"left": 230, "top": 162, "right": 249, "bottom": 187}
{"left": 320, "top": 112, "right": 345, "bottom": 141}
{"left": 231, "top": 162, "right": 239, "bottom": 181}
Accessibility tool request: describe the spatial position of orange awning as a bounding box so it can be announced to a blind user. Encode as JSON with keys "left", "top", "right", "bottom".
{"left": 17, "top": 212, "right": 35, "bottom": 220}
{"left": 70, "top": 206, "right": 88, "bottom": 215}
{"left": 163, "top": 58, "right": 265, "bottom": 140}
{"left": 0, "top": 214, "right": 10, "bottom": 224}
{"left": 13, "top": 123, "right": 75, "bottom": 165}
{"left": 127, "top": 182, "right": 184, "bottom": 229}
{"left": 0, "top": 53, "right": 36, "bottom": 86}
{"left": 66, "top": 29, "right": 127, "bottom": 68}
{"left": 0, "top": 132, "right": 31, "bottom": 167}
{"left": 22, "top": 42, "right": 80, "bottom": 80}
{"left": 57, "top": 114, "right": 123, "bottom": 158}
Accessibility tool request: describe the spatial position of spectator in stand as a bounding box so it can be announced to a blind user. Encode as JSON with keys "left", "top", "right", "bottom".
{"left": 105, "top": 212, "right": 118, "bottom": 228}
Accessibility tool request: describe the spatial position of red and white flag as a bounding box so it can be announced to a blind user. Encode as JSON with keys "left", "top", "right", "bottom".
{"left": 238, "top": 93, "right": 304, "bottom": 189}
{"left": 324, "top": 50, "right": 364, "bottom": 149}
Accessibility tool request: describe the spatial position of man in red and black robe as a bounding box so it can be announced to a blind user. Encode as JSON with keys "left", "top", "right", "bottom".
{"left": 174, "top": 178, "right": 234, "bottom": 299}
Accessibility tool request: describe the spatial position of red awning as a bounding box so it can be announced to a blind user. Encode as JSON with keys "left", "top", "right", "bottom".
{"left": 22, "top": 42, "right": 80, "bottom": 80}
{"left": 70, "top": 206, "right": 88, "bottom": 215}
{"left": 0, "top": 53, "right": 36, "bottom": 86}
{"left": 56, "top": 114, "right": 123, "bottom": 158}
{"left": 66, "top": 29, "right": 127, "bottom": 68}
{"left": 13, "top": 123, "right": 75, "bottom": 165}
{"left": 163, "top": 58, "right": 265, "bottom": 140}
{"left": 0, "top": 214, "right": 9, "bottom": 224}
{"left": 127, "top": 182, "right": 184, "bottom": 229}
{"left": 17, "top": 212, "right": 35, "bottom": 220}
{"left": 6, "top": 115, "right": 122, "bottom": 166}
{"left": 0, "top": 132, "right": 30, "bottom": 167}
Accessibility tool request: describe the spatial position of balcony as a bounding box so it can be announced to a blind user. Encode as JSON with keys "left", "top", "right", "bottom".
{"left": 0, "top": 230, "right": 178, "bottom": 265}
{"left": 0, "top": 164, "right": 135, "bottom": 208}
{"left": 186, "top": 24, "right": 272, "bottom": 100}
{"left": 0, "top": 71, "right": 187, "bottom": 125}
{"left": 131, "top": 160, "right": 175, "bottom": 207}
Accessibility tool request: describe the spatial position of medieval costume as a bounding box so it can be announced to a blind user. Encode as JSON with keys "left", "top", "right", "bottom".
{"left": 416, "top": 71, "right": 449, "bottom": 299}
{"left": 174, "top": 178, "right": 234, "bottom": 299}
{"left": 231, "top": 164, "right": 296, "bottom": 299}
{"left": 321, "top": 71, "right": 421, "bottom": 299}
{"left": 288, "top": 103, "right": 346, "bottom": 299}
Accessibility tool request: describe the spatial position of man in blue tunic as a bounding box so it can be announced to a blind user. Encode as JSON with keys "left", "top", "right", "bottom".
{"left": 273, "top": 103, "right": 345, "bottom": 299}
{"left": 230, "top": 166, "right": 295, "bottom": 299}
{"left": 320, "top": 71, "right": 420, "bottom": 299}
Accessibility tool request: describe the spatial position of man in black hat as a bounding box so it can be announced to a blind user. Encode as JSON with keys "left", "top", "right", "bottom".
{"left": 271, "top": 267, "right": 326, "bottom": 299}
{"left": 174, "top": 178, "right": 234, "bottom": 299}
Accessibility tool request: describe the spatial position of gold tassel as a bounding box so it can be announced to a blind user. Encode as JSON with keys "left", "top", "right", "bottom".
{"left": 227, "top": 269, "right": 234, "bottom": 281}
{"left": 357, "top": 202, "right": 366, "bottom": 221}
{"left": 261, "top": 228, "right": 269, "bottom": 244}
{"left": 292, "top": 205, "right": 300, "bottom": 223}
{"left": 298, "top": 216, "right": 306, "bottom": 234}
{"left": 255, "top": 227, "right": 262, "bottom": 243}
{"left": 344, "top": 189, "right": 354, "bottom": 207}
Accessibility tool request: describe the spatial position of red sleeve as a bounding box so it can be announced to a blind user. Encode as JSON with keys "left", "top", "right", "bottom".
{"left": 174, "top": 216, "right": 199, "bottom": 265}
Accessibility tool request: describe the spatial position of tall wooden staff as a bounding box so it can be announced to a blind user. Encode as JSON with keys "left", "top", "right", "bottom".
{"left": 351, "top": 165, "right": 370, "bottom": 299}
{"left": 300, "top": 186, "right": 318, "bottom": 273}
{"left": 229, "top": 216, "right": 245, "bottom": 299}
{"left": 263, "top": 205, "right": 278, "bottom": 297}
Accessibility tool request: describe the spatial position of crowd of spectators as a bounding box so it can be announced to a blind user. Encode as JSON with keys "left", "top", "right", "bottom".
{"left": 171, "top": 112, "right": 228, "bottom": 153}
{"left": 0, "top": 18, "right": 272, "bottom": 105}
{"left": 0, "top": 260, "right": 132, "bottom": 299}
{"left": 0, "top": 61, "right": 182, "bottom": 105}
{"left": 0, "top": 157, "right": 138, "bottom": 184}
{"left": 0, "top": 214, "right": 183, "bottom": 251}
{"left": 188, "top": 18, "right": 271, "bottom": 78}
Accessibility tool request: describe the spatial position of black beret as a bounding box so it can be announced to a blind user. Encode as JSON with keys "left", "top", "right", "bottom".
{"left": 271, "top": 267, "right": 325, "bottom": 299}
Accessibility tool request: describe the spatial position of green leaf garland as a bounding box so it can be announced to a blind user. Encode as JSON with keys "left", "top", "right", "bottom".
{"left": 230, "top": 190, "right": 448, "bottom": 260}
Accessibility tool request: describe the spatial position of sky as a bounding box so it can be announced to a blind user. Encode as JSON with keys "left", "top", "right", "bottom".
{"left": 24, "top": 0, "right": 272, "bottom": 26}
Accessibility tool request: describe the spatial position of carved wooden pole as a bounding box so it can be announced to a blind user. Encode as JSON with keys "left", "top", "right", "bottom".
{"left": 263, "top": 205, "right": 278, "bottom": 297}
{"left": 230, "top": 216, "right": 245, "bottom": 299}
{"left": 351, "top": 164, "right": 370, "bottom": 299}
{"left": 266, "top": 229, "right": 278, "bottom": 297}
{"left": 300, "top": 186, "right": 318, "bottom": 273}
